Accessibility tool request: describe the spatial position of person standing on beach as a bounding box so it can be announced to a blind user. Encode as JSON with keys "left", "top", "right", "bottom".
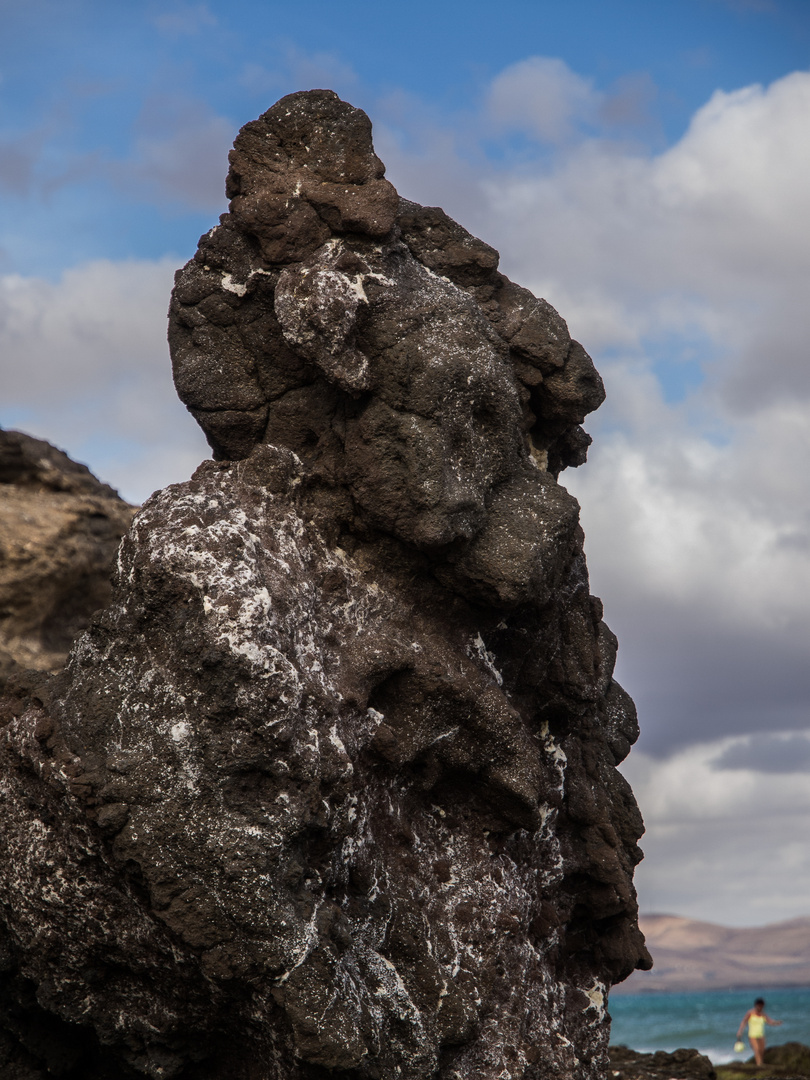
{"left": 737, "top": 997, "right": 782, "bottom": 1066}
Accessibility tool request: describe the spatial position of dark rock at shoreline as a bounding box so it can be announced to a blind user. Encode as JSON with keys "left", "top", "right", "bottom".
{"left": 610, "top": 1045, "right": 717, "bottom": 1080}
{"left": 762, "top": 1044, "right": 810, "bottom": 1073}
{"left": 0, "top": 90, "right": 649, "bottom": 1079}
{"left": 610, "top": 1040, "right": 810, "bottom": 1080}
{"left": 717, "top": 1041, "right": 810, "bottom": 1077}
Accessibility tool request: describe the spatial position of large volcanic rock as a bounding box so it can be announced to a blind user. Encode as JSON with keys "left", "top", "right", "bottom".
{"left": 0, "top": 91, "right": 650, "bottom": 1079}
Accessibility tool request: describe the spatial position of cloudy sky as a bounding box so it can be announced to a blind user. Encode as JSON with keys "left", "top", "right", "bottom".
{"left": 2, "top": 0, "right": 809, "bottom": 929}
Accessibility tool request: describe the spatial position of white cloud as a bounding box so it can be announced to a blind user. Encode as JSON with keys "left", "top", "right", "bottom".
{"left": 113, "top": 96, "right": 233, "bottom": 212}
{"left": 569, "top": 393, "right": 810, "bottom": 630}
{"left": 478, "top": 72, "right": 810, "bottom": 322}
{"left": 153, "top": 3, "right": 217, "bottom": 36}
{"left": 482, "top": 58, "right": 659, "bottom": 147}
{"left": 623, "top": 737, "right": 810, "bottom": 923}
{"left": 238, "top": 49, "right": 359, "bottom": 109}
{"left": 0, "top": 258, "right": 209, "bottom": 502}
{"left": 1, "top": 258, "right": 174, "bottom": 396}
{"left": 485, "top": 57, "right": 599, "bottom": 143}
{"left": 714, "top": 732, "right": 810, "bottom": 772}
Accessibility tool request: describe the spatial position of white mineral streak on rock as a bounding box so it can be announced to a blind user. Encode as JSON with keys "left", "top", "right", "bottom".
{"left": 275, "top": 898, "right": 324, "bottom": 985}
{"left": 541, "top": 720, "right": 568, "bottom": 770}
{"left": 220, "top": 273, "right": 247, "bottom": 297}
{"left": 468, "top": 632, "right": 504, "bottom": 686}
{"left": 585, "top": 980, "right": 607, "bottom": 1021}
{"left": 366, "top": 950, "right": 425, "bottom": 1029}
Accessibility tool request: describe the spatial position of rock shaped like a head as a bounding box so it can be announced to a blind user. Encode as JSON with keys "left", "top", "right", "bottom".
{"left": 169, "top": 89, "right": 605, "bottom": 606}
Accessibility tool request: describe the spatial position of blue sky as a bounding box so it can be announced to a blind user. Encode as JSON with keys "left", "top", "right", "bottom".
{"left": 2, "top": 0, "right": 808, "bottom": 275}
{"left": 2, "top": 0, "right": 810, "bottom": 927}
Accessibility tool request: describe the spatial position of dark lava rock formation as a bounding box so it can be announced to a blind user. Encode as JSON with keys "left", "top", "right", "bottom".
{"left": 609, "top": 1046, "right": 717, "bottom": 1080}
{"left": 0, "top": 91, "right": 650, "bottom": 1079}
{"left": 760, "top": 1045, "right": 810, "bottom": 1075}
{"left": 715, "top": 1042, "right": 810, "bottom": 1079}
{"left": 610, "top": 1041, "right": 810, "bottom": 1080}
{"left": 0, "top": 428, "right": 135, "bottom": 690}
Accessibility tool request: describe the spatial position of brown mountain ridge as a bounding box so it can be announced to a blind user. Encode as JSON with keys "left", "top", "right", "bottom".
{"left": 614, "top": 914, "right": 810, "bottom": 994}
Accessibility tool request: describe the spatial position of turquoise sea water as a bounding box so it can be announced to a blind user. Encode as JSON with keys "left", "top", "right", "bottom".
{"left": 609, "top": 987, "right": 810, "bottom": 1065}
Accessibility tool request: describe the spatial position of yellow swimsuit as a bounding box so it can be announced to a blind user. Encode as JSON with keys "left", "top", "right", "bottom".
{"left": 748, "top": 1014, "right": 766, "bottom": 1039}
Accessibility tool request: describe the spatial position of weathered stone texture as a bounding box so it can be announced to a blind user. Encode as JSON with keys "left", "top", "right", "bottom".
{"left": 0, "top": 90, "right": 650, "bottom": 1079}
{"left": 0, "top": 429, "right": 135, "bottom": 688}
{"left": 608, "top": 1045, "right": 717, "bottom": 1080}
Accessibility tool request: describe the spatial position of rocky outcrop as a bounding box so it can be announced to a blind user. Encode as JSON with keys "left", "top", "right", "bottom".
{"left": 714, "top": 1042, "right": 810, "bottom": 1079}
{"left": 0, "top": 429, "right": 135, "bottom": 689}
{"left": 609, "top": 1046, "right": 717, "bottom": 1080}
{"left": 760, "top": 1045, "right": 810, "bottom": 1075}
{"left": 0, "top": 91, "right": 650, "bottom": 1079}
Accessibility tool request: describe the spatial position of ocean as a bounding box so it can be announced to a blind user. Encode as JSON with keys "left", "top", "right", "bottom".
{"left": 609, "top": 987, "right": 810, "bottom": 1065}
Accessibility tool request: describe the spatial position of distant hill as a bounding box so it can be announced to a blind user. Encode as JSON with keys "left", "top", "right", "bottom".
{"left": 0, "top": 429, "right": 135, "bottom": 691}
{"left": 613, "top": 914, "right": 810, "bottom": 994}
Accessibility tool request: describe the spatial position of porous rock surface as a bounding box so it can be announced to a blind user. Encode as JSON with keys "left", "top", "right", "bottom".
{"left": 0, "top": 428, "right": 135, "bottom": 689}
{"left": 608, "top": 1046, "right": 717, "bottom": 1080}
{"left": 0, "top": 90, "right": 650, "bottom": 1079}
{"left": 761, "top": 1044, "right": 810, "bottom": 1075}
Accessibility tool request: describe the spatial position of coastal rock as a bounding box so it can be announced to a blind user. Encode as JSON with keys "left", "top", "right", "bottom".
{"left": 609, "top": 1045, "right": 717, "bottom": 1080}
{"left": 757, "top": 1043, "right": 810, "bottom": 1076}
{"left": 0, "top": 429, "right": 135, "bottom": 689}
{"left": 0, "top": 90, "right": 650, "bottom": 1079}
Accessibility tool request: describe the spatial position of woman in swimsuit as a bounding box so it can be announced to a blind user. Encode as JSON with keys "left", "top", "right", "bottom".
{"left": 737, "top": 997, "right": 782, "bottom": 1066}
